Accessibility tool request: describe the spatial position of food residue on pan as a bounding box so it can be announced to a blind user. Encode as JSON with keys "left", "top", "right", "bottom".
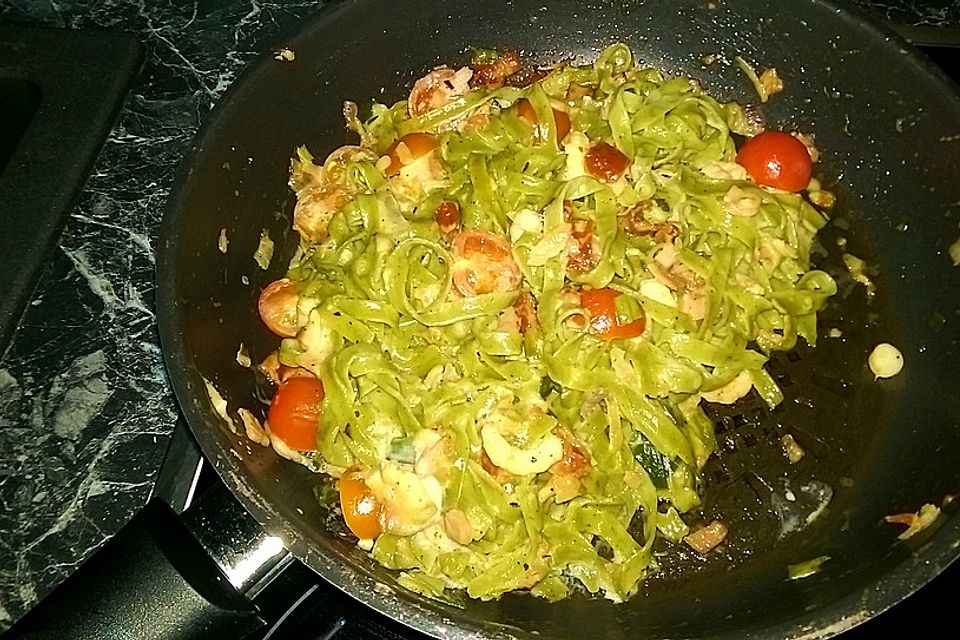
{"left": 734, "top": 56, "right": 783, "bottom": 103}
{"left": 771, "top": 479, "right": 833, "bottom": 539}
{"left": 254, "top": 229, "right": 275, "bottom": 270}
{"left": 949, "top": 236, "right": 960, "bottom": 266}
{"left": 203, "top": 378, "right": 236, "bottom": 434}
{"left": 787, "top": 555, "right": 830, "bottom": 580}
{"left": 842, "top": 253, "right": 876, "bottom": 298}
{"left": 218, "top": 227, "right": 229, "bottom": 253}
{"left": 236, "top": 343, "right": 252, "bottom": 368}
{"left": 781, "top": 433, "right": 806, "bottom": 464}
{"left": 275, "top": 48, "right": 296, "bottom": 62}
{"left": 884, "top": 503, "right": 941, "bottom": 540}
{"left": 684, "top": 520, "right": 729, "bottom": 555}
{"left": 868, "top": 343, "right": 903, "bottom": 379}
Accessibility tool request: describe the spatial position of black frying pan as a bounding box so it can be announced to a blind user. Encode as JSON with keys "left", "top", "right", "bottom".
{"left": 14, "top": 1, "right": 960, "bottom": 638}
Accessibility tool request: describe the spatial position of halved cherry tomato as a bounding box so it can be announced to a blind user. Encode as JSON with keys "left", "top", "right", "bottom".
{"left": 384, "top": 132, "right": 439, "bottom": 176}
{"left": 436, "top": 200, "right": 461, "bottom": 233}
{"left": 584, "top": 142, "right": 630, "bottom": 183}
{"left": 258, "top": 278, "right": 299, "bottom": 338}
{"left": 736, "top": 131, "right": 812, "bottom": 192}
{"left": 515, "top": 98, "right": 572, "bottom": 141}
{"left": 451, "top": 230, "right": 522, "bottom": 296}
{"left": 580, "top": 287, "right": 646, "bottom": 340}
{"left": 267, "top": 376, "right": 324, "bottom": 451}
{"left": 339, "top": 468, "right": 383, "bottom": 539}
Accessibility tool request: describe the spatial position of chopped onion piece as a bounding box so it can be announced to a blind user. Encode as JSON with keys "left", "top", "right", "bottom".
{"left": 758, "top": 68, "right": 784, "bottom": 100}
{"left": 842, "top": 253, "right": 876, "bottom": 298}
{"left": 868, "top": 343, "right": 904, "bottom": 379}
{"left": 781, "top": 433, "right": 805, "bottom": 464}
{"left": 950, "top": 237, "right": 960, "bottom": 266}
{"left": 238, "top": 408, "right": 269, "bottom": 446}
{"left": 274, "top": 48, "right": 295, "bottom": 62}
{"left": 236, "top": 343, "right": 252, "bottom": 368}
{"left": 808, "top": 189, "right": 836, "bottom": 210}
{"left": 254, "top": 229, "right": 275, "bottom": 270}
{"left": 733, "top": 56, "right": 782, "bottom": 103}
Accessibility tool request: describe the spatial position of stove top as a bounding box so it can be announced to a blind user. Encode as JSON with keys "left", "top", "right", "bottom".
{"left": 141, "top": 30, "right": 960, "bottom": 640}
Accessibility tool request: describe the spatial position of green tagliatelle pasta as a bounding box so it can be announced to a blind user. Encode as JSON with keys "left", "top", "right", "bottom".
{"left": 266, "top": 44, "right": 836, "bottom": 603}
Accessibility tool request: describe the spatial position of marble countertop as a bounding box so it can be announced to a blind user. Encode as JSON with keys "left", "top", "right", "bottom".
{"left": 0, "top": 0, "right": 957, "bottom": 630}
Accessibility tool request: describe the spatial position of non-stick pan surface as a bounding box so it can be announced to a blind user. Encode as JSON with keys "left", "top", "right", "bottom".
{"left": 158, "top": 1, "right": 960, "bottom": 638}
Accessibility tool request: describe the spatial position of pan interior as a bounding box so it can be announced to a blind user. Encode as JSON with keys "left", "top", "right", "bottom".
{"left": 158, "top": 1, "right": 960, "bottom": 638}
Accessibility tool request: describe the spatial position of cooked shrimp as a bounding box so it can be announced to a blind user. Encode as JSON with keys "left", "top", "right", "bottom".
{"left": 451, "top": 230, "right": 522, "bottom": 297}
{"left": 471, "top": 50, "right": 521, "bottom": 88}
{"left": 366, "top": 462, "right": 440, "bottom": 536}
{"left": 408, "top": 66, "right": 473, "bottom": 117}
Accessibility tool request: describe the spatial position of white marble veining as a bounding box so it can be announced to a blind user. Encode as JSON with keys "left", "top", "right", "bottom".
{"left": 0, "top": 0, "right": 322, "bottom": 629}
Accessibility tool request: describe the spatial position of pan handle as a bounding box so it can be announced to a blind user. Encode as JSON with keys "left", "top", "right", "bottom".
{"left": 5, "top": 492, "right": 266, "bottom": 640}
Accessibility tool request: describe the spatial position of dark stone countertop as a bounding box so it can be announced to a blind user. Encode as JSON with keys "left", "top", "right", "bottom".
{"left": 0, "top": 0, "right": 956, "bottom": 631}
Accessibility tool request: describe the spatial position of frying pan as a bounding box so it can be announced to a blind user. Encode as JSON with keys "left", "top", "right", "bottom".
{"left": 11, "top": 0, "right": 960, "bottom": 638}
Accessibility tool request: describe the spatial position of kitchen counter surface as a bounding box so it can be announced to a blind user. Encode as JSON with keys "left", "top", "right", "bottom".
{"left": 0, "top": 0, "right": 956, "bottom": 630}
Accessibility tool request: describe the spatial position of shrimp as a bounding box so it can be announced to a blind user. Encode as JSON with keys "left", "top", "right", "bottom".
{"left": 471, "top": 50, "right": 521, "bottom": 88}
{"left": 408, "top": 66, "right": 473, "bottom": 117}
{"left": 451, "top": 230, "right": 522, "bottom": 297}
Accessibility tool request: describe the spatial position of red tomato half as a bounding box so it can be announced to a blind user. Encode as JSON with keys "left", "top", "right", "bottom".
{"left": 267, "top": 377, "right": 324, "bottom": 451}
{"left": 339, "top": 469, "right": 383, "bottom": 540}
{"left": 258, "top": 278, "right": 299, "bottom": 338}
{"left": 436, "top": 200, "right": 461, "bottom": 233}
{"left": 736, "top": 131, "right": 812, "bottom": 192}
{"left": 580, "top": 287, "right": 645, "bottom": 340}
{"left": 584, "top": 142, "right": 630, "bottom": 183}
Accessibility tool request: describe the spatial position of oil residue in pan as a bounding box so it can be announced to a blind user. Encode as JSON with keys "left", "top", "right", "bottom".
{"left": 645, "top": 208, "right": 889, "bottom": 585}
